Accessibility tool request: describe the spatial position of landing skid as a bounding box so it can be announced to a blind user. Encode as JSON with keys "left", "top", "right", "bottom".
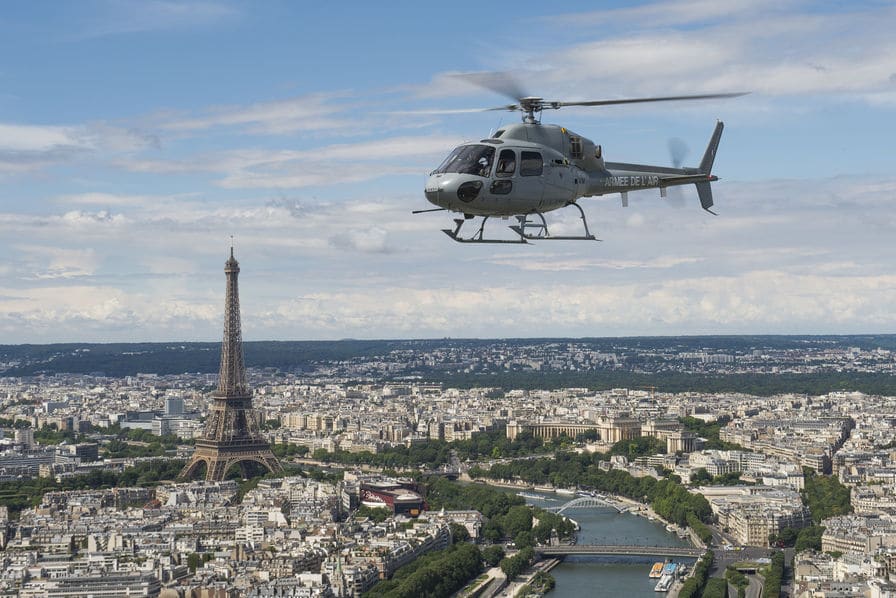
{"left": 442, "top": 217, "right": 528, "bottom": 244}
{"left": 436, "top": 203, "right": 599, "bottom": 244}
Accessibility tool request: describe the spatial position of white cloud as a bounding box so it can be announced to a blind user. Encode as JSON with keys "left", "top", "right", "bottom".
{"left": 486, "top": 255, "right": 704, "bottom": 272}
{"left": 0, "top": 284, "right": 220, "bottom": 340}
{"left": 143, "top": 256, "right": 201, "bottom": 276}
{"left": 0, "top": 121, "right": 159, "bottom": 175}
{"left": 12, "top": 245, "right": 100, "bottom": 280}
{"left": 161, "top": 93, "right": 353, "bottom": 135}
{"left": 543, "top": 0, "right": 790, "bottom": 29}
{"left": 72, "top": 0, "right": 239, "bottom": 39}
{"left": 1, "top": 171, "right": 895, "bottom": 341}
{"left": 118, "top": 134, "right": 461, "bottom": 189}
{"left": 328, "top": 227, "right": 393, "bottom": 254}
{"left": 0, "top": 124, "right": 79, "bottom": 152}
{"left": 245, "top": 270, "right": 896, "bottom": 338}
{"left": 411, "top": 2, "right": 896, "bottom": 105}
{"left": 56, "top": 192, "right": 169, "bottom": 207}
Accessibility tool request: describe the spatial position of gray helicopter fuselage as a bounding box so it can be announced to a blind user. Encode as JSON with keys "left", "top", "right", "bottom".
{"left": 424, "top": 133, "right": 582, "bottom": 217}
{"left": 424, "top": 122, "right": 718, "bottom": 217}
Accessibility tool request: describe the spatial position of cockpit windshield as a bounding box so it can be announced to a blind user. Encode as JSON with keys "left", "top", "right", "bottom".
{"left": 433, "top": 144, "right": 495, "bottom": 177}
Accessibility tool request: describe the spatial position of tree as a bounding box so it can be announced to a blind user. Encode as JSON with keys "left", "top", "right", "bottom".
{"left": 187, "top": 552, "right": 202, "bottom": 572}
{"left": 355, "top": 505, "right": 391, "bottom": 523}
{"left": 514, "top": 531, "right": 535, "bottom": 549}
{"left": 773, "top": 526, "right": 798, "bottom": 547}
{"left": 364, "top": 543, "right": 483, "bottom": 598}
{"left": 802, "top": 468, "right": 852, "bottom": 522}
{"left": 500, "top": 505, "right": 533, "bottom": 539}
{"left": 690, "top": 468, "right": 712, "bottom": 485}
{"left": 482, "top": 545, "right": 505, "bottom": 567}
{"left": 795, "top": 525, "right": 824, "bottom": 552}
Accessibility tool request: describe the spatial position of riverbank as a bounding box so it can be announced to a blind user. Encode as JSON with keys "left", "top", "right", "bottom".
{"left": 469, "top": 477, "right": 704, "bottom": 550}
{"left": 466, "top": 480, "right": 705, "bottom": 596}
{"left": 493, "top": 557, "right": 562, "bottom": 598}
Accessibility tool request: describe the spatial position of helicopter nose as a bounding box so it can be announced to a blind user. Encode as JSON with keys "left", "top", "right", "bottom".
{"left": 425, "top": 174, "right": 450, "bottom": 207}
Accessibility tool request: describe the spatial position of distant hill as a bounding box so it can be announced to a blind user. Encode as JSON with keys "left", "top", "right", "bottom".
{"left": 2, "top": 335, "right": 896, "bottom": 379}
{"left": 0, "top": 340, "right": 408, "bottom": 377}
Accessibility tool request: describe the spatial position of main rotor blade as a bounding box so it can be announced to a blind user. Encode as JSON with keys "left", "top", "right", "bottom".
{"left": 388, "top": 107, "right": 511, "bottom": 115}
{"left": 450, "top": 72, "right": 529, "bottom": 103}
{"left": 554, "top": 92, "right": 749, "bottom": 109}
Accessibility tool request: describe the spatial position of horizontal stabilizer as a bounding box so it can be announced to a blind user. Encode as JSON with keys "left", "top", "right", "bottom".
{"left": 659, "top": 174, "right": 716, "bottom": 187}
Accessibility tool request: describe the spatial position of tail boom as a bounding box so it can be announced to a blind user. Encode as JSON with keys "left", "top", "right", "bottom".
{"left": 586, "top": 120, "right": 726, "bottom": 213}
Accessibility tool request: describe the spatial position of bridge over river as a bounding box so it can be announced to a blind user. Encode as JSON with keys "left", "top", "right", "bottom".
{"left": 545, "top": 496, "right": 631, "bottom": 514}
{"left": 537, "top": 545, "right": 704, "bottom": 558}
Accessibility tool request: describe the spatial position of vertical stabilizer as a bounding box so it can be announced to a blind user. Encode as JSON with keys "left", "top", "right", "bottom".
{"left": 699, "top": 121, "right": 724, "bottom": 174}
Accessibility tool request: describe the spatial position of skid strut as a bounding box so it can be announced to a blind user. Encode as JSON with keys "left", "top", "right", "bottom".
{"left": 509, "top": 203, "right": 599, "bottom": 241}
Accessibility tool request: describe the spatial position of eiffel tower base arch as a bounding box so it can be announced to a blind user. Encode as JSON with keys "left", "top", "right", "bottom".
{"left": 180, "top": 440, "right": 281, "bottom": 481}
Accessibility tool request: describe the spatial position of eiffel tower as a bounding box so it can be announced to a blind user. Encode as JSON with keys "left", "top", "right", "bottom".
{"left": 180, "top": 248, "right": 282, "bottom": 481}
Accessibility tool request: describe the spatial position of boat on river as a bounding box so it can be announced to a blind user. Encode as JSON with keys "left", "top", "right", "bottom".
{"left": 654, "top": 574, "right": 674, "bottom": 592}
{"left": 648, "top": 562, "right": 664, "bottom": 578}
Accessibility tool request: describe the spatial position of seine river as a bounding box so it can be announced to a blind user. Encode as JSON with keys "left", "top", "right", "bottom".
{"left": 521, "top": 492, "right": 695, "bottom": 597}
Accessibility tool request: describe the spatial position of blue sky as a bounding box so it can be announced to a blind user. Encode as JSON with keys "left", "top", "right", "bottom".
{"left": 2, "top": 0, "right": 896, "bottom": 343}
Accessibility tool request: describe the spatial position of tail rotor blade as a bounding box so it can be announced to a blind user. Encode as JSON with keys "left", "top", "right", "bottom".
{"left": 668, "top": 138, "right": 690, "bottom": 169}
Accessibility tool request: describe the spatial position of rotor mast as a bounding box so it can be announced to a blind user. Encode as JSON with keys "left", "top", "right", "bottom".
{"left": 519, "top": 97, "right": 543, "bottom": 124}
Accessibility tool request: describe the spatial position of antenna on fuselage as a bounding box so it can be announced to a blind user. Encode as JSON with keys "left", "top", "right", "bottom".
{"left": 489, "top": 117, "right": 504, "bottom": 138}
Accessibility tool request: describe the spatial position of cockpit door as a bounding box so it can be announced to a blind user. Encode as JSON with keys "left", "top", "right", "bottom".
{"left": 512, "top": 150, "right": 545, "bottom": 210}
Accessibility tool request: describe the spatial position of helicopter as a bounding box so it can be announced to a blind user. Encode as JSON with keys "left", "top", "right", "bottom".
{"left": 415, "top": 76, "right": 747, "bottom": 243}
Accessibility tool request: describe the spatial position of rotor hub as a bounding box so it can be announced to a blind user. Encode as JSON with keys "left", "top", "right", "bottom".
{"left": 518, "top": 97, "right": 544, "bottom": 123}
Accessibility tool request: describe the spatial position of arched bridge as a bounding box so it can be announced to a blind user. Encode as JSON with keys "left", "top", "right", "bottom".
{"left": 548, "top": 496, "right": 629, "bottom": 514}
{"left": 537, "top": 545, "right": 704, "bottom": 558}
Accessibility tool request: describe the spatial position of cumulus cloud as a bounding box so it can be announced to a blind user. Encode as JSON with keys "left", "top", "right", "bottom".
{"left": 118, "top": 134, "right": 461, "bottom": 189}
{"left": 546, "top": 3, "right": 896, "bottom": 100}
{"left": 0, "top": 172, "right": 892, "bottom": 342}
{"left": 0, "top": 284, "right": 220, "bottom": 341}
{"left": 13, "top": 245, "right": 100, "bottom": 280}
{"left": 328, "top": 227, "right": 393, "bottom": 254}
{"left": 161, "top": 92, "right": 353, "bottom": 135}
{"left": 409, "top": 2, "right": 896, "bottom": 106}
{"left": 486, "top": 255, "right": 704, "bottom": 272}
{"left": 245, "top": 270, "right": 896, "bottom": 339}
{"left": 543, "top": 0, "right": 790, "bottom": 29}
{"left": 0, "top": 122, "right": 159, "bottom": 175}
{"left": 70, "top": 0, "right": 240, "bottom": 39}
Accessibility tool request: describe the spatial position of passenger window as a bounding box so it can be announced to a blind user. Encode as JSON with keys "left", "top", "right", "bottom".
{"left": 496, "top": 149, "right": 516, "bottom": 178}
{"left": 569, "top": 137, "right": 583, "bottom": 160}
{"left": 520, "top": 151, "right": 543, "bottom": 176}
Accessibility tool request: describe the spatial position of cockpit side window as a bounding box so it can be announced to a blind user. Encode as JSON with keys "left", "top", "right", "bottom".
{"left": 495, "top": 149, "right": 516, "bottom": 178}
{"left": 434, "top": 144, "right": 496, "bottom": 176}
{"left": 520, "top": 151, "right": 543, "bottom": 176}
